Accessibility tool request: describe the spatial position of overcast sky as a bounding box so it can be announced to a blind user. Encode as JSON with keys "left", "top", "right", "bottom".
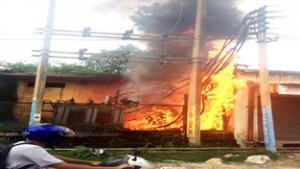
{"left": 0, "top": 0, "right": 300, "bottom": 71}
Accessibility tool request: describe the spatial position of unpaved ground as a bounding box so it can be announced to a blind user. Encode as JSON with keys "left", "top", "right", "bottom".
{"left": 153, "top": 153, "right": 300, "bottom": 169}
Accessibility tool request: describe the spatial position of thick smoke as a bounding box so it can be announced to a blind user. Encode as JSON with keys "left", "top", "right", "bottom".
{"left": 124, "top": 0, "right": 244, "bottom": 72}
{"left": 93, "top": 0, "right": 244, "bottom": 105}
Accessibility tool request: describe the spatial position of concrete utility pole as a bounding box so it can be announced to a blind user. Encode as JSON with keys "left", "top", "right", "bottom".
{"left": 29, "top": 0, "right": 56, "bottom": 125}
{"left": 187, "top": 0, "right": 204, "bottom": 145}
{"left": 257, "top": 6, "right": 277, "bottom": 152}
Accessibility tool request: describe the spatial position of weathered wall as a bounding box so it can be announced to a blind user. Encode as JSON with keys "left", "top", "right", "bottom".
{"left": 11, "top": 73, "right": 186, "bottom": 123}
{"left": 234, "top": 70, "right": 300, "bottom": 146}
{"left": 14, "top": 79, "right": 125, "bottom": 122}
{"left": 233, "top": 87, "right": 248, "bottom": 146}
{"left": 237, "top": 70, "right": 300, "bottom": 84}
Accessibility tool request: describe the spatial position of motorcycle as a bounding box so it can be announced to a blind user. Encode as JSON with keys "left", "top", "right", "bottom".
{"left": 92, "top": 148, "right": 154, "bottom": 169}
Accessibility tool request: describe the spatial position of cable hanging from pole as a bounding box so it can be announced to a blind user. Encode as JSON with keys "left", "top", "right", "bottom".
{"left": 199, "top": 5, "right": 282, "bottom": 114}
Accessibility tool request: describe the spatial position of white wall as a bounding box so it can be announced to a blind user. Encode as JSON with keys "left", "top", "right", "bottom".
{"left": 233, "top": 87, "right": 249, "bottom": 147}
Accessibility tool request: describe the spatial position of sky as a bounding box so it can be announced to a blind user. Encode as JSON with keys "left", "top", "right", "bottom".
{"left": 0, "top": 0, "right": 300, "bottom": 71}
{"left": 237, "top": 0, "right": 300, "bottom": 71}
{"left": 0, "top": 0, "right": 152, "bottom": 64}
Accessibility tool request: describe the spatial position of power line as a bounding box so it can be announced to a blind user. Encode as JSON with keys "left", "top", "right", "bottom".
{"left": 31, "top": 49, "right": 202, "bottom": 64}
{"left": 168, "top": 0, "right": 184, "bottom": 35}
{"left": 34, "top": 28, "right": 193, "bottom": 42}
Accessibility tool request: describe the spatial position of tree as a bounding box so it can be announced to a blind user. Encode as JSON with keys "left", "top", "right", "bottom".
{"left": 0, "top": 45, "right": 144, "bottom": 75}
{"left": 84, "top": 44, "right": 143, "bottom": 74}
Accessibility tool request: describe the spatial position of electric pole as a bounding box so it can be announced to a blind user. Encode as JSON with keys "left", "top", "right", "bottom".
{"left": 187, "top": 0, "right": 204, "bottom": 145}
{"left": 257, "top": 6, "right": 277, "bottom": 152}
{"left": 29, "top": 0, "right": 56, "bottom": 125}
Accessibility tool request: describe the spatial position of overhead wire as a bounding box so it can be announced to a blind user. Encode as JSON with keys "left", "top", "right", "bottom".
{"left": 199, "top": 6, "right": 272, "bottom": 114}
{"left": 32, "top": 5, "right": 281, "bottom": 128}
{"left": 160, "top": 0, "right": 185, "bottom": 63}
{"left": 119, "top": 0, "right": 188, "bottom": 103}
{"left": 168, "top": 0, "right": 184, "bottom": 35}
{"left": 203, "top": 6, "right": 263, "bottom": 77}
{"left": 201, "top": 21, "right": 246, "bottom": 91}
{"left": 125, "top": 81, "right": 188, "bottom": 115}
{"left": 202, "top": 7, "right": 256, "bottom": 75}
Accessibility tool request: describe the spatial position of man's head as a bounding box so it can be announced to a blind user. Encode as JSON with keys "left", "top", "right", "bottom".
{"left": 22, "top": 123, "right": 75, "bottom": 146}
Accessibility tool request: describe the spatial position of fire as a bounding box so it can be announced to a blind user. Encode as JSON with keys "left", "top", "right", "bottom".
{"left": 201, "top": 40, "right": 246, "bottom": 130}
{"left": 123, "top": 106, "right": 182, "bottom": 130}
{"left": 123, "top": 39, "right": 245, "bottom": 132}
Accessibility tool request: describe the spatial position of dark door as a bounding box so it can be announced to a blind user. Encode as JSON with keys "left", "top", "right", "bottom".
{"left": 258, "top": 95, "right": 300, "bottom": 141}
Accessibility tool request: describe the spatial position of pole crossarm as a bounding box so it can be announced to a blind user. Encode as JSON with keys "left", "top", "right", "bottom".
{"left": 34, "top": 28, "right": 193, "bottom": 42}
{"left": 31, "top": 49, "right": 199, "bottom": 64}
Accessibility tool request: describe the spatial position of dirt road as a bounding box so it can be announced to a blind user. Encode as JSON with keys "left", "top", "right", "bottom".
{"left": 153, "top": 153, "right": 300, "bottom": 169}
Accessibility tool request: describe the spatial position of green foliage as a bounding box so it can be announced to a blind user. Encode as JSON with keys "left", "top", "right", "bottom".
{"left": 131, "top": 150, "right": 279, "bottom": 163}
{"left": 0, "top": 61, "right": 37, "bottom": 72}
{"left": 0, "top": 62, "right": 99, "bottom": 74}
{"left": 48, "top": 149, "right": 279, "bottom": 163}
{"left": 47, "top": 63, "right": 101, "bottom": 74}
{"left": 66, "top": 123, "right": 117, "bottom": 134}
{"left": 0, "top": 121, "right": 25, "bottom": 131}
{"left": 155, "top": 142, "right": 175, "bottom": 148}
{"left": 70, "top": 146, "right": 98, "bottom": 160}
{"left": 49, "top": 146, "right": 99, "bottom": 160}
{"left": 84, "top": 44, "right": 143, "bottom": 74}
{"left": 0, "top": 45, "right": 144, "bottom": 74}
{"left": 0, "top": 138, "right": 7, "bottom": 146}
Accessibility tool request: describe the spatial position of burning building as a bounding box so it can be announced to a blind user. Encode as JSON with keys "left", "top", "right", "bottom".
{"left": 1, "top": 51, "right": 300, "bottom": 148}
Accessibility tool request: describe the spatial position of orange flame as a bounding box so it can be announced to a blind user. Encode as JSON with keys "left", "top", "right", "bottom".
{"left": 123, "top": 40, "right": 246, "bottom": 131}
{"left": 201, "top": 40, "right": 246, "bottom": 130}
{"left": 123, "top": 106, "right": 181, "bottom": 130}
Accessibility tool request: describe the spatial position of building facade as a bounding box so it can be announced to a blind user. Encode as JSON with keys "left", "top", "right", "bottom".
{"left": 1, "top": 69, "right": 300, "bottom": 147}
{"left": 235, "top": 69, "right": 300, "bottom": 147}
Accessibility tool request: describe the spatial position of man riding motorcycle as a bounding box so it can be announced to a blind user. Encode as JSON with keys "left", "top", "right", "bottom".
{"left": 5, "top": 123, "right": 133, "bottom": 169}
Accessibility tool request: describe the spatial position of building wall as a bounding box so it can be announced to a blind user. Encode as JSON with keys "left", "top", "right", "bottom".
{"left": 14, "top": 79, "right": 124, "bottom": 122}
{"left": 234, "top": 70, "right": 300, "bottom": 146}
{"left": 233, "top": 87, "right": 248, "bottom": 146}
{"left": 14, "top": 81, "right": 34, "bottom": 122}
{"left": 7, "top": 70, "right": 300, "bottom": 145}
{"left": 237, "top": 71, "right": 300, "bottom": 84}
